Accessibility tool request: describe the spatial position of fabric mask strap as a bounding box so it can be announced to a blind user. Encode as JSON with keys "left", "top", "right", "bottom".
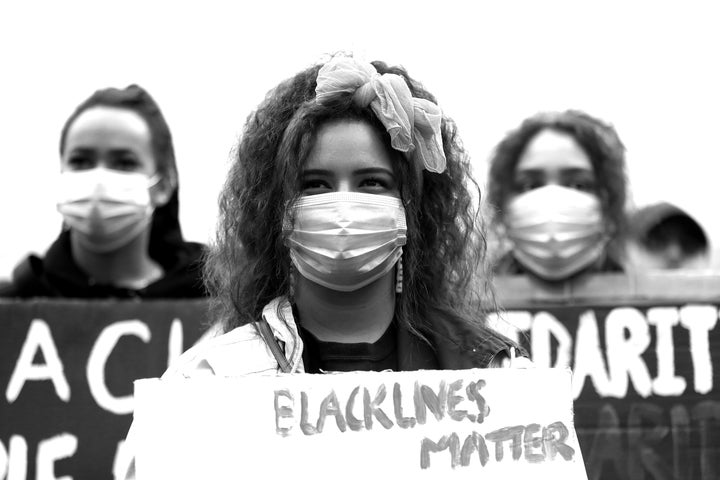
{"left": 147, "top": 172, "right": 162, "bottom": 188}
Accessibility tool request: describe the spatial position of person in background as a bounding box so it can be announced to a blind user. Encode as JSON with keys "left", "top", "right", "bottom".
{"left": 627, "top": 202, "right": 710, "bottom": 270}
{"left": 486, "top": 110, "right": 628, "bottom": 283}
{"left": 0, "top": 85, "right": 205, "bottom": 298}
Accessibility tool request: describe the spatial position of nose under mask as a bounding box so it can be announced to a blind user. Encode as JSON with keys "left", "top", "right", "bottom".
{"left": 285, "top": 192, "right": 407, "bottom": 292}
{"left": 56, "top": 168, "right": 158, "bottom": 253}
{"left": 504, "top": 185, "right": 608, "bottom": 281}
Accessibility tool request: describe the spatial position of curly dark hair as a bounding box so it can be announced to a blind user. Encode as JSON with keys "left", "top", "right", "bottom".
{"left": 487, "top": 110, "right": 628, "bottom": 260}
{"left": 58, "top": 84, "right": 188, "bottom": 265}
{"left": 205, "top": 57, "right": 493, "bottom": 340}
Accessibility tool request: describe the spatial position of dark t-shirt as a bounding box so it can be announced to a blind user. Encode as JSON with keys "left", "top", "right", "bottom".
{"left": 298, "top": 322, "right": 398, "bottom": 373}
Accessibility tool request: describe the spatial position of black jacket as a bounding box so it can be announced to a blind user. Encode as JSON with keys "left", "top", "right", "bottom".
{"left": 0, "top": 230, "right": 206, "bottom": 299}
{"left": 0, "top": 190, "right": 206, "bottom": 299}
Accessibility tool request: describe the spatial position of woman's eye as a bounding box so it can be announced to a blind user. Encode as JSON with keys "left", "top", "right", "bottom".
{"left": 301, "top": 178, "right": 331, "bottom": 194}
{"left": 66, "top": 155, "right": 94, "bottom": 170}
{"left": 359, "top": 176, "right": 393, "bottom": 192}
{"left": 361, "top": 177, "right": 384, "bottom": 188}
{"left": 514, "top": 179, "right": 541, "bottom": 193}
{"left": 566, "top": 179, "right": 595, "bottom": 192}
{"left": 570, "top": 183, "right": 589, "bottom": 192}
{"left": 112, "top": 155, "right": 141, "bottom": 171}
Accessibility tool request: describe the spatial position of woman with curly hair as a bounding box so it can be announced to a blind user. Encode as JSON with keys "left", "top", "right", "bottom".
{"left": 0, "top": 84, "right": 205, "bottom": 298}
{"left": 121, "top": 54, "right": 530, "bottom": 480}
{"left": 486, "top": 110, "right": 628, "bottom": 282}
{"left": 181, "top": 55, "right": 528, "bottom": 377}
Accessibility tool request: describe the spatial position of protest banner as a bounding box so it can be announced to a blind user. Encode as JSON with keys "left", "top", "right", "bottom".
{"left": 0, "top": 299, "right": 211, "bottom": 480}
{"left": 490, "top": 272, "right": 720, "bottom": 480}
{"left": 133, "top": 367, "right": 587, "bottom": 479}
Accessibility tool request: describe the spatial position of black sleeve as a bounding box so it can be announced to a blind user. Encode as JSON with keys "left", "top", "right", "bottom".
{"left": 2, "top": 256, "right": 57, "bottom": 298}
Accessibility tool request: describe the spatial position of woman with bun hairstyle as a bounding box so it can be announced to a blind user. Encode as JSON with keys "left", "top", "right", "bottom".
{"left": 1, "top": 85, "right": 205, "bottom": 298}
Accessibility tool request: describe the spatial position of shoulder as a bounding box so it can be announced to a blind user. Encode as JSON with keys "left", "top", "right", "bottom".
{"left": 487, "top": 343, "right": 534, "bottom": 368}
{"left": 163, "top": 323, "right": 278, "bottom": 378}
{"left": 1, "top": 255, "right": 55, "bottom": 298}
{"left": 0, "top": 279, "right": 14, "bottom": 297}
{"left": 145, "top": 241, "right": 208, "bottom": 298}
{"left": 600, "top": 252, "right": 625, "bottom": 273}
{"left": 492, "top": 252, "right": 525, "bottom": 275}
{"left": 176, "top": 241, "right": 206, "bottom": 264}
{"left": 426, "top": 309, "right": 529, "bottom": 370}
{"left": 470, "top": 324, "right": 530, "bottom": 368}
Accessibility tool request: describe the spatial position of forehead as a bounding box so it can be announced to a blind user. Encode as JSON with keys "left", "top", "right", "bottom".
{"left": 515, "top": 129, "right": 593, "bottom": 173}
{"left": 304, "top": 119, "right": 393, "bottom": 171}
{"left": 64, "top": 106, "right": 151, "bottom": 151}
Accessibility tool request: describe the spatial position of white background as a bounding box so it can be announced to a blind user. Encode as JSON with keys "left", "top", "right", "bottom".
{"left": 1, "top": 0, "right": 719, "bottom": 279}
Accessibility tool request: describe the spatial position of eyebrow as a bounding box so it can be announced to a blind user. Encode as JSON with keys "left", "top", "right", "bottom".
{"left": 108, "top": 149, "right": 138, "bottom": 156}
{"left": 68, "top": 147, "right": 137, "bottom": 155}
{"left": 354, "top": 167, "right": 394, "bottom": 176}
{"left": 516, "top": 167, "right": 593, "bottom": 175}
{"left": 301, "top": 167, "right": 395, "bottom": 176}
{"left": 301, "top": 168, "right": 332, "bottom": 176}
{"left": 68, "top": 147, "right": 93, "bottom": 154}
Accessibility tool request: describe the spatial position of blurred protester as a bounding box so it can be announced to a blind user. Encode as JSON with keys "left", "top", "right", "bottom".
{"left": 0, "top": 85, "right": 205, "bottom": 298}
{"left": 627, "top": 202, "right": 710, "bottom": 270}
{"left": 486, "top": 110, "right": 628, "bottom": 282}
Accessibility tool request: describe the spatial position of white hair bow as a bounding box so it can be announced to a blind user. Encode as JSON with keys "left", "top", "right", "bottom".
{"left": 315, "top": 57, "right": 447, "bottom": 174}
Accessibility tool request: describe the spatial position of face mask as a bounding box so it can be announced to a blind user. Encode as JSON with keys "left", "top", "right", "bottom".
{"left": 504, "top": 185, "right": 607, "bottom": 281}
{"left": 285, "top": 192, "right": 407, "bottom": 292}
{"left": 56, "top": 168, "right": 157, "bottom": 253}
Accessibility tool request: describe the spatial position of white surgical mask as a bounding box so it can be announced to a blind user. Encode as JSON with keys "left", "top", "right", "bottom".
{"left": 285, "top": 192, "right": 407, "bottom": 292}
{"left": 504, "top": 185, "right": 607, "bottom": 281}
{"left": 56, "top": 168, "right": 157, "bottom": 253}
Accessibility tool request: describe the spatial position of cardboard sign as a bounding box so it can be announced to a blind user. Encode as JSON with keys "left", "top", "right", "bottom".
{"left": 491, "top": 273, "right": 720, "bottom": 480}
{"left": 0, "top": 299, "right": 211, "bottom": 480}
{"left": 133, "top": 368, "right": 587, "bottom": 480}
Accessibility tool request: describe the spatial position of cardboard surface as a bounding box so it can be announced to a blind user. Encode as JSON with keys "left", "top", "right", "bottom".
{"left": 133, "top": 368, "right": 587, "bottom": 480}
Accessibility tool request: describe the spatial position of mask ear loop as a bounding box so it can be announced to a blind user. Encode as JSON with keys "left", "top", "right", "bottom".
{"left": 147, "top": 173, "right": 170, "bottom": 207}
{"left": 147, "top": 172, "right": 163, "bottom": 188}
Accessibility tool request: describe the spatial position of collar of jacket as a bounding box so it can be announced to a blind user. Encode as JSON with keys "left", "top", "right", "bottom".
{"left": 39, "top": 230, "right": 205, "bottom": 298}
{"left": 247, "top": 296, "right": 522, "bottom": 373}
{"left": 397, "top": 313, "right": 520, "bottom": 370}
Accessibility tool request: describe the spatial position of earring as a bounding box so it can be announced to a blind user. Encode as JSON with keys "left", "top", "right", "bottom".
{"left": 395, "top": 257, "right": 403, "bottom": 294}
{"left": 288, "top": 263, "right": 296, "bottom": 299}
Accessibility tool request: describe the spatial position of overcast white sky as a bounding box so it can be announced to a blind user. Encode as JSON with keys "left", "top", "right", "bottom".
{"left": 1, "top": 0, "right": 719, "bottom": 278}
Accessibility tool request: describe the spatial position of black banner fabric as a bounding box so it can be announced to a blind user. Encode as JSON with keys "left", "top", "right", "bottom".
{"left": 0, "top": 300, "right": 210, "bottom": 480}
{"left": 493, "top": 274, "right": 720, "bottom": 480}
